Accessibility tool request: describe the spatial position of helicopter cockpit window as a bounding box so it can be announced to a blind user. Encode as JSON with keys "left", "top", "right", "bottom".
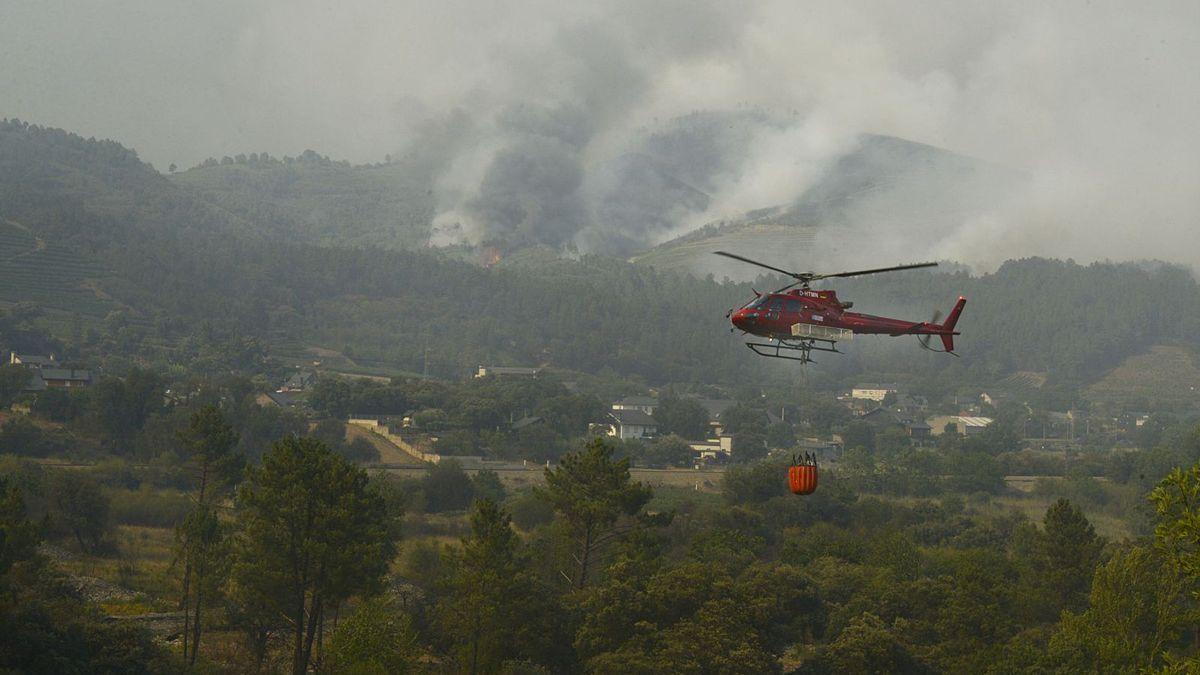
{"left": 766, "top": 297, "right": 785, "bottom": 311}
{"left": 783, "top": 298, "right": 803, "bottom": 313}
{"left": 744, "top": 295, "right": 770, "bottom": 309}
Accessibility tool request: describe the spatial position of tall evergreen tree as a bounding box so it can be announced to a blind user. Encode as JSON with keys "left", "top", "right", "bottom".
{"left": 653, "top": 395, "right": 710, "bottom": 440}
{"left": 536, "top": 438, "right": 652, "bottom": 588}
{"left": 175, "top": 404, "right": 241, "bottom": 664}
{"left": 437, "top": 499, "right": 543, "bottom": 673}
{"left": 1035, "top": 498, "right": 1105, "bottom": 614}
{"left": 232, "top": 436, "right": 395, "bottom": 675}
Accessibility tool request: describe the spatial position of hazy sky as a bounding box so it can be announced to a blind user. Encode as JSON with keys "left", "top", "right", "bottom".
{"left": 2, "top": 0, "right": 1198, "bottom": 267}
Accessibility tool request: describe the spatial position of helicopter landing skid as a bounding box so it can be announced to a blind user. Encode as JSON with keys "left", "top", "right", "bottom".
{"left": 745, "top": 337, "right": 840, "bottom": 364}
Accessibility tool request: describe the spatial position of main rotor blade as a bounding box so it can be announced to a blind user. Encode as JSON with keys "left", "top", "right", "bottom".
{"left": 813, "top": 261, "right": 938, "bottom": 280}
{"left": 713, "top": 251, "right": 802, "bottom": 279}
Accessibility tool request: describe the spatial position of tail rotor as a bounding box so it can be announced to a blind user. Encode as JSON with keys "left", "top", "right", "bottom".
{"left": 918, "top": 310, "right": 942, "bottom": 352}
{"left": 920, "top": 297, "right": 966, "bottom": 354}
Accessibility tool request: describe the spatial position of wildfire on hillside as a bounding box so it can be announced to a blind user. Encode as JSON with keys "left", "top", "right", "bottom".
{"left": 481, "top": 246, "right": 503, "bottom": 267}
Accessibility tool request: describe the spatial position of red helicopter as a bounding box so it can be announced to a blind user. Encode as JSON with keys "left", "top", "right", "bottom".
{"left": 716, "top": 251, "right": 966, "bottom": 364}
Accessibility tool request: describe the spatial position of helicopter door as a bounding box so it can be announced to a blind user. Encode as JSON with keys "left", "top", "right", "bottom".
{"left": 766, "top": 297, "right": 784, "bottom": 321}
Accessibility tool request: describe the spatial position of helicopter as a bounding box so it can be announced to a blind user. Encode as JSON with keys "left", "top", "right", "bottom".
{"left": 716, "top": 251, "right": 966, "bottom": 364}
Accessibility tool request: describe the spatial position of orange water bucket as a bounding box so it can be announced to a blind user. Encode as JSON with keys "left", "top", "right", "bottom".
{"left": 788, "top": 464, "right": 818, "bottom": 495}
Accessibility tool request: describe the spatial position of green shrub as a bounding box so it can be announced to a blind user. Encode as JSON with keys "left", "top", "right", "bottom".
{"left": 508, "top": 491, "right": 554, "bottom": 531}
{"left": 108, "top": 486, "right": 191, "bottom": 527}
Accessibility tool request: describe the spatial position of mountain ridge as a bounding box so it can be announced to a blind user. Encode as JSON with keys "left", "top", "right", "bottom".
{"left": 1, "top": 118, "right": 1196, "bottom": 392}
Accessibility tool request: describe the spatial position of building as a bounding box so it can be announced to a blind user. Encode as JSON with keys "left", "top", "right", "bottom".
{"left": 892, "top": 394, "right": 929, "bottom": 417}
{"left": 607, "top": 409, "right": 658, "bottom": 440}
{"left": 904, "top": 420, "right": 932, "bottom": 439}
{"left": 861, "top": 406, "right": 933, "bottom": 441}
{"left": 256, "top": 391, "right": 301, "bottom": 408}
{"left": 612, "top": 396, "right": 659, "bottom": 416}
{"left": 9, "top": 353, "right": 56, "bottom": 368}
{"left": 279, "top": 370, "right": 316, "bottom": 393}
{"left": 797, "top": 437, "right": 843, "bottom": 460}
{"left": 475, "top": 365, "right": 541, "bottom": 378}
{"left": 689, "top": 435, "right": 733, "bottom": 460}
{"left": 926, "top": 415, "right": 994, "bottom": 437}
{"left": 12, "top": 353, "right": 92, "bottom": 391}
{"left": 858, "top": 407, "right": 902, "bottom": 428}
{"left": 39, "top": 368, "right": 91, "bottom": 389}
{"left": 851, "top": 383, "right": 899, "bottom": 402}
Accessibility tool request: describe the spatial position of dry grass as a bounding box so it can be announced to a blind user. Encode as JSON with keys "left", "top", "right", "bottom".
{"left": 989, "top": 494, "right": 1134, "bottom": 540}
{"left": 55, "top": 524, "right": 179, "bottom": 610}
{"left": 382, "top": 463, "right": 726, "bottom": 493}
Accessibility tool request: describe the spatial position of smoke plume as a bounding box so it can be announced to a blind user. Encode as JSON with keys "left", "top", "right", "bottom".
{"left": 3, "top": 0, "right": 1198, "bottom": 268}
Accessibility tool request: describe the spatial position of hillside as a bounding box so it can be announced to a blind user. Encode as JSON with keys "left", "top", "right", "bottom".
{"left": 631, "top": 209, "right": 818, "bottom": 272}
{"left": 2, "top": 120, "right": 1199, "bottom": 389}
{"left": 171, "top": 152, "right": 435, "bottom": 249}
{"left": 826, "top": 258, "right": 1200, "bottom": 383}
{"left": 0, "top": 219, "right": 116, "bottom": 318}
{"left": 635, "top": 134, "right": 1023, "bottom": 276}
{"left": 1084, "top": 345, "right": 1200, "bottom": 412}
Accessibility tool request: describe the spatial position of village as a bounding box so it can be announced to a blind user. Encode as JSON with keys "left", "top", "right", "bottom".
{"left": 3, "top": 350, "right": 1162, "bottom": 497}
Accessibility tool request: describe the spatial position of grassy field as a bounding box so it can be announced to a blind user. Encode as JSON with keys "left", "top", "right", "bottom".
{"left": 268, "top": 340, "right": 425, "bottom": 380}
{"left": 647, "top": 485, "right": 724, "bottom": 512}
{"left": 380, "top": 462, "right": 728, "bottom": 494}
{"left": 52, "top": 524, "right": 179, "bottom": 613}
{"left": 991, "top": 494, "right": 1137, "bottom": 540}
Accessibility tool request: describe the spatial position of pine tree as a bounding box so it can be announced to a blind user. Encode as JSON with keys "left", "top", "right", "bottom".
{"left": 232, "top": 436, "right": 395, "bottom": 675}
{"left": 536, "top": 438, "right": 652, "bottom": 588}
{"left": 1036, "top": 498, "right": 1104, "bottom": 613}
{"left": 175, "top": 405, "right": 241, "bottom": 664}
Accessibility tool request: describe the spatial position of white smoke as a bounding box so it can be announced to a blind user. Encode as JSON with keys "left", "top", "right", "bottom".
{"left": 2, "top": 0, "right": 1197, "bottom": 268}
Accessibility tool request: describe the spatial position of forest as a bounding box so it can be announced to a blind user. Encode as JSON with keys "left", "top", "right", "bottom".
{"left": 5, "top": 118, "right": 1200, "bottom": 673}
{"left": 3, "top": 120, "right": 1200, "bottom": 390}
{"left": 5, "top": 401, "right": 1200, "bottom": 672}
{"left": 1, "top": 357, "right": 1200, "bottom": 671}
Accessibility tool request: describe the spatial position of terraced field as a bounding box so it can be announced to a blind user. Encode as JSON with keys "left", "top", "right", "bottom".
{"left": 1084, "top": 344, "right": 1200, "bottom": 412}
{"left": 0, "top": 219, "right": 116, "bottom": 316}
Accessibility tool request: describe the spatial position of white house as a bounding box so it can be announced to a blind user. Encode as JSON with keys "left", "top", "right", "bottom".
{"left": 926, "top": 415, "right": 994, "bottom": 437}
{"left": 607, "top": 409, "right": 658, "bottom": 440}
{"left": 10, "top": 352, "right": 56, "bottom": 368}
{"left": 476, "top": 365, "right": 541, "bottom": 378}
{"left": 278, "top": 370, "right": 316, "bottom": 393}
{"left": 851, "top": 383, "right": 899, "bottom": 402}
{"left": 688, "top": 435, "right": 733, "bottom": 460}
{"left": 612, "top": 396, "right": 659, "bottom": 416}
